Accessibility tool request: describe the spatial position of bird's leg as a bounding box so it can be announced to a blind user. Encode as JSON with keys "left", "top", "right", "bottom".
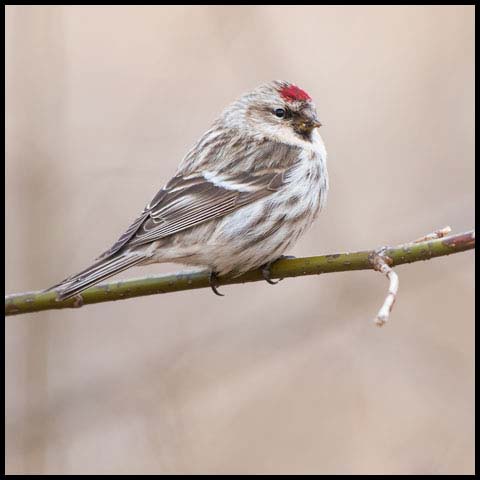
{"left": 209, "top": 270, "right": 224, "bottom": 297}
{"left": 261, "top": 255, "right": 296, "bottom": 285}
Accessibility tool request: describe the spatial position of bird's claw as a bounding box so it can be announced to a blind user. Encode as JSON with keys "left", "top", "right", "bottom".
{"left": 279, "top": 255, "right": 296, "bottom": 260}
{"left": 261, "top": 263, "right": 280, "bottom": 285}
{"left": 261, "top": 255, "right": 294, "bottom": 285}
{"left": 209, "top": 271, "right": 224, "bottom": 296}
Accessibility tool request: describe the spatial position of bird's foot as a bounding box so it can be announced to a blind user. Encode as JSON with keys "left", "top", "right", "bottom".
{"left": 261, "top": 255, "right": 296, "bottom": 285}
{"left": 209, "top": 270, "right": 224, "bottom": 297}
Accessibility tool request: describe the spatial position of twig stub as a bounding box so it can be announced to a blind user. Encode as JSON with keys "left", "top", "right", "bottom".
{"left": 369, "top": 249, "right": 399, "bottom": 327}
{"left": 414, "top": 226, "right": 452, "bottom": 243}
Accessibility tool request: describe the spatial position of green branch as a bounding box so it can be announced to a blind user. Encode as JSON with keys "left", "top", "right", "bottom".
{"left": 5, "top": 229, "right": 475, "bottom": 317}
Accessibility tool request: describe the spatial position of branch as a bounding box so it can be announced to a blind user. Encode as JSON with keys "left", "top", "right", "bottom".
{"left": 5, "top": 229, "right": 475, "bottom": 318}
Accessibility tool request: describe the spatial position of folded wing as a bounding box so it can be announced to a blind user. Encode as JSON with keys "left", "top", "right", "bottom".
{"left": 97, "top": 166, "right": 294, "bottom": 260}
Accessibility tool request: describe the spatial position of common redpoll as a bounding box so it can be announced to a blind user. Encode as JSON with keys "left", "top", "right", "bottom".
{"left": 50, "top": 80, "right": 328, "bottom": 299}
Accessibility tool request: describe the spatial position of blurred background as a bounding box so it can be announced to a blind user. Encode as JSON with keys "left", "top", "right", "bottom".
{"left": 5, "top": 5, "right": 474, "bottom": 475}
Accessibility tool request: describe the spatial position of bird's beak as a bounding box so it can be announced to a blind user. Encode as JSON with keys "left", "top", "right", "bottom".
{"left": 294, "top": 112, "right": 322, "bottom": 134}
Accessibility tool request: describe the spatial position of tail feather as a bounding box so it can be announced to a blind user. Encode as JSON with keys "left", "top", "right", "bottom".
{"left": 48, "top": 254, "right": 145, "bottom": 301}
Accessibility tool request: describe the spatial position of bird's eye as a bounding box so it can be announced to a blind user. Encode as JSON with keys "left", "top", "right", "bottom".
{"left": 274, "top": 108, "right": 286, "bottom": 118}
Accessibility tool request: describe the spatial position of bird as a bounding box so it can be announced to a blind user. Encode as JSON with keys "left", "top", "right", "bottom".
{"left": 49, "top": 80, "right": 328, "bottom": 300}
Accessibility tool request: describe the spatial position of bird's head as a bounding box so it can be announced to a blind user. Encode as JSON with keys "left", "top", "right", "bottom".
{"left": 223, "top": 80, "right": 322, "bottom": 145}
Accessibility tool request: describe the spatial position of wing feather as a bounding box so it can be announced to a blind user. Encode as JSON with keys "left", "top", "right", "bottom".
{"left": 98, "top": 143, "right": 300, "bottom": 259}
{"left": 128, "top": 170, "right": 285, "bottom": 248}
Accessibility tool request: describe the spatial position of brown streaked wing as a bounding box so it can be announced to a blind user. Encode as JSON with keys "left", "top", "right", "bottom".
{"left": 126, "top": 169, "right": 289, "bottom": 248}
{"left": 97, "top": 141, "right": 301, "bottom": 259}
{"left": 96, "top": 209, "right": 150, "bottom": 260}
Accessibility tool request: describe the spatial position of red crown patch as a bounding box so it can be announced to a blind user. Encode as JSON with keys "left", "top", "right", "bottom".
{"left": 280, "top": 84, "right": 311, "bottom": 102}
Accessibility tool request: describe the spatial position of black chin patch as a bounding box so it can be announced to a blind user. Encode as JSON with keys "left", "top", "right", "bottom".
{"left": 294, "top": 128, "right": 313, "bottom": 142}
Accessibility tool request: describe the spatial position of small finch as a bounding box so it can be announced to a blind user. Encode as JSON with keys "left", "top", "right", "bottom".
{"left": 50, "top": 80, "right": 328, "bottom": 299}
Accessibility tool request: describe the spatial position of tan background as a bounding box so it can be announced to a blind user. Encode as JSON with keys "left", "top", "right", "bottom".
{"left": 5, "top": 5, "right": 474, "bottom": 475}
